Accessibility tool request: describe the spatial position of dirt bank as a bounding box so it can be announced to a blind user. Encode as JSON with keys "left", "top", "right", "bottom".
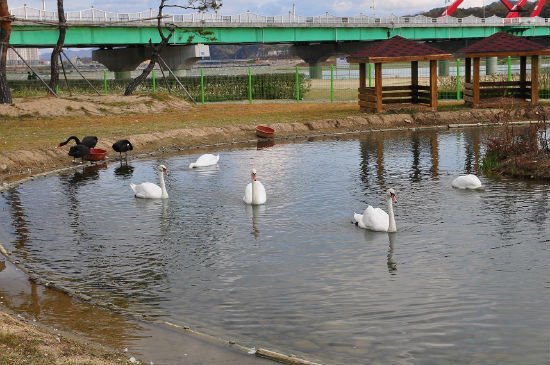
{"left": 0, "top": 311, "right": 131, "bottom": 365}
{"left": 1, "top": 100, "right": 546, "bottom": 184}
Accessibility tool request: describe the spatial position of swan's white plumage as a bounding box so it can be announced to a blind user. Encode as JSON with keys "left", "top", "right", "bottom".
{"left": 354, "top": 206, "right": 390, "bottom": 232}
{"left": 130, "top": 165, "right": 169, "bottom": 199}
{"left": 452, "top": 174, "right": 482, "bottom": 189}
{"left": 130, "top": 182, "right": 162, "bottom": 199}
{"left": 353, "top": 188, "right": 397, "bottom": 232}
{"left": 243, "top": 181, "right": 266, "bottom": 205}
{"left": 189, "top": 154, "right": 219, "bottom": 168}
{"left": 243, "top": 168, "right": 266, "bottom": 205}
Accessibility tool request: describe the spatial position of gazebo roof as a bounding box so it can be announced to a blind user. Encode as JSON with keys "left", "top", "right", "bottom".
{"left": 457, "top": 32, "right": 550, "bottom": 58}
{"left": 347, "top": 36, "right": 452, "bottom": 63}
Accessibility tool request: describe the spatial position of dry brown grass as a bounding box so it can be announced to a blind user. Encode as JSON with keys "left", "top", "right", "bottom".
{"left": 0, "top": 97, "right": 359, "bottom": 151}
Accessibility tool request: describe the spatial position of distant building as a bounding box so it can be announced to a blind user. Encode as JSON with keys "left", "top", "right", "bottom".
{"left": 7, "top": 48, "right": 41, "bottom": 66}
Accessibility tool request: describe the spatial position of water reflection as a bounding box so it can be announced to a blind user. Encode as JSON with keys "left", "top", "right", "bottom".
{"left": 63, "top": 163, "right": 108, "bottom": 185}
{"left": 257, "top": 140, "right": 275, "bottom": 150}
{"left": 246, "top": 204, "right": 265, "bottom": 239}
{"left": 114, "top": 164, "right": 135, "bottom": 179}
{"left": 358, "top": 134, "right": 387, "bottom": 188}
{"left": 387, "top": 233, "right": 397, "bottom": 274}
{"left": 462, "top": 129, "right": 482, "bottom": 174}
{"left": 4, "top": 188, "right": 29, "bottom": 259}
{"left": 410, "top": 133, "right": 421, "bottom": 182}
{"left": 429, "top": 131, "right": 439, "bottom": 179}
{"left": 0, "top": 260, "right": 145, "bottom": 348}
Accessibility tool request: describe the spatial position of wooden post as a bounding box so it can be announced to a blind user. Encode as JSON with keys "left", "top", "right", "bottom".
{"left": 531, "top": 55, "right": 539, "bottom": 105}
{"left": 411, "top": 61, "right": 418, "bottom": 104}
{"left": 473, "top": 57, "right": 480, "bottom": 107}
{"left": 465, "top": 57, "right": 471, "bottom": 83}
{"left": 359, "top": 62, "right": 366, "bottom": 89}
{"left": 429, "top": 60, "right": 438, "bottom": 110}
{"left": 375, "top": 62, "right": 382, "bottom": 112}
{"left": 520, "top": 56, "right": 527, "bottom": 100}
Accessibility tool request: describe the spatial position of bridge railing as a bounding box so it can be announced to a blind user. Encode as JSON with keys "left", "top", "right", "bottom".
{"left": 9, "top": 5, "right": 549, "bottom": 26}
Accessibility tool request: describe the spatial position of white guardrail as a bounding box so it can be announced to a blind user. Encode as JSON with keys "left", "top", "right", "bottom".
{"left": 9, "top": 5, "right": 550, "bottom": 26}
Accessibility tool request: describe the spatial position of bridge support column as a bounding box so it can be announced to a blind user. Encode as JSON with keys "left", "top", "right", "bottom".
{"left": 291, "top": 43, "right": 371, "bottom": 80}
{"left": 158, "top": 44, "right": 210, "bottom": 74}
{"left": 92, "top": 47, "right": 147, "bottom": 80}
{"left": 92, "top": 44, "right": 209, "bottom": 80}
{"left": 485, "top": 57, "right": 498, "bottom": 75}
{"left": 438, "top": 60, "right": 450, "bottom": 76}
{"left": 114, "top": 71, "right": 132, "bottom": 80}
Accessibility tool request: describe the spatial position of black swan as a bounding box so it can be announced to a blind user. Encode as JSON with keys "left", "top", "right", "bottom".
{"left": 68, "top": 144, "right": 90, "bottom": 163}
{"left": 57, "top": 136, "right": 98, "bottom": 149}
{"left": 112, "top": 139, "right": 133, "bottom": 161}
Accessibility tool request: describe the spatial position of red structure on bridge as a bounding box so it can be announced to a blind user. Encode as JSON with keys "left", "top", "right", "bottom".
{"left": 441, "top": 0, "right": 546, "bottom": 18}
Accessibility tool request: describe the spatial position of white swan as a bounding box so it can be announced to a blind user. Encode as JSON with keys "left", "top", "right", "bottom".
{"left": 130, "top": 164, "right": 169, "bottom": 199}
{"left": 189, "top": 154, "right": 219, "bottom": 168}
{"left": 354, "top": 188, "right": 397, "bottom": 232}
{"left": 452, "top": 174, "right": 482, "bottom": 190}
{"left": 243, "top": 168, "right": 266, "bottom": 205}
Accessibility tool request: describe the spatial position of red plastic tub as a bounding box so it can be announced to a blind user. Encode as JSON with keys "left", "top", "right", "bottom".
{"left": 256, "top": 125, "right": 275, "bottom": 138}
{"left": 87, "top": 148, "right": 107, "bottom": 161}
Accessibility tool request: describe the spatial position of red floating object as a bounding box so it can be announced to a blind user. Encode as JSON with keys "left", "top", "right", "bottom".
{"left": 87, "top": 148, "right": 107, "bottom": 161}
{"left": 256, "top": 125, "right": 275, "bottom": 138}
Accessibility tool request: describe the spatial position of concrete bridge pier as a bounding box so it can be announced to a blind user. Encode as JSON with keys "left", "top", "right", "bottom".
{"left": 291, "top": 43, "right": 372, "bottom": 79}
{"left": 92, "top": 47, "right": 147, "bottom": 80}
{"left": 92, "top": 44, "right": 210, "bottom": 80}
{"left": 438, "top": 60, "right": 450, "bottom": 76}
{"left": 159, "top": 44, "right": 210, "bottom": 77}
{"left": 485, "top": 56, "right": 498, "bottom": 75}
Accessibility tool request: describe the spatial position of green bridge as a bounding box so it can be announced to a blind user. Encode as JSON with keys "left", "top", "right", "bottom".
{"left": 9, "top": 6, "right": 550, "bottom": 79}
{"left": 10, "top": 21, "right": 550, "bottom": 47}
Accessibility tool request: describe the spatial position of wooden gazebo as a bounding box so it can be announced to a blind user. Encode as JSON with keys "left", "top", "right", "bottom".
{"left": 347, "top": 36, "right": 452, "bottom": 113}
{"left": 457, "top": 32, "right": 550, "bottom": 108}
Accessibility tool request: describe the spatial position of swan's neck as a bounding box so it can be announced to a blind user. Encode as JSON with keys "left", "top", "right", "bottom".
{"left": 387, "top": 197, "right": 396, "bottom": 232}
{"left": 251, "top": 179, "right": 258, "bottom": 205}
{"left": 159, "top": 170, "right": 168, "bottom": 198}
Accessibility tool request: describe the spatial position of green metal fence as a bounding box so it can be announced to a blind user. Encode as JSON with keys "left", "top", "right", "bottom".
{"left": 6, "top": 56, "right": 550, "bottom": 103}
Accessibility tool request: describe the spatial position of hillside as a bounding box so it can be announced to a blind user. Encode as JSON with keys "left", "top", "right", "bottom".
{"left": 416, "top": 0, "right": 549, "bottom": 18}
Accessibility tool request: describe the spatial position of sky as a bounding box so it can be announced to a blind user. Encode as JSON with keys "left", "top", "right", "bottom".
{"left": 9, "top": 0, "right": 488, "bottom": 18}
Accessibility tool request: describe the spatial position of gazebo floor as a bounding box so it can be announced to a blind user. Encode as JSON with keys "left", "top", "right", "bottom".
{"left": 467, "top": 96, "right": 533, "bottom": 108}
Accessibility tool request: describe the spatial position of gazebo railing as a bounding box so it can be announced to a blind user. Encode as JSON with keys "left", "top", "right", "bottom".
{"left": 358, "top": 85, "right": 433, "bottom": 110}
{"left": 464, "top": 80, "right": 532, "bottom": 105}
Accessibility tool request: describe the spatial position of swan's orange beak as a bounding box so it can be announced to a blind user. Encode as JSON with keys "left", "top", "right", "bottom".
{"left": 163, "top": 168, "right": 168, "bottom": 175}
{"left": 391, "top": 194, "right": 397, "bottom": 203}
{"left": 252, "top": 173, "right": 257, "bottom": 181}
{"left": 56, "top": 144, "right": 61, "bottom": 148}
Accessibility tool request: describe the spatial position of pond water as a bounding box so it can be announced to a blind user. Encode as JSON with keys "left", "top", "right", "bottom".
{"left": 0, "top": 128, "right": 548, "bottom": 365}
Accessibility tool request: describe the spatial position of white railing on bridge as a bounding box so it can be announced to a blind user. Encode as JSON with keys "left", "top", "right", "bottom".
{"left": 9, "top": 5, "right": 550, "bottom": 26}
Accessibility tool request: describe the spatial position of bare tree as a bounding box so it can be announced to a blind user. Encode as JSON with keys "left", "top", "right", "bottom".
{"left": 0, "top": 0, "right": 12, "bottom": 103}
{"left": 124, "top": 0, "right": 220, "bottom": 96}
{"left": 48, "top": 0, "right": 66, "bottom": 95}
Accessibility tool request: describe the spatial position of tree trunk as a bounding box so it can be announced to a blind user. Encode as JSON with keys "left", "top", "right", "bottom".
{"left": 124, "top": 41, "right": 168, "bottom": 96}
{"left": 0, "top": 0, "right": 12, "bottom": 104}
{"left": 48, "top": 0, "right": 66, "bottom": 95}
